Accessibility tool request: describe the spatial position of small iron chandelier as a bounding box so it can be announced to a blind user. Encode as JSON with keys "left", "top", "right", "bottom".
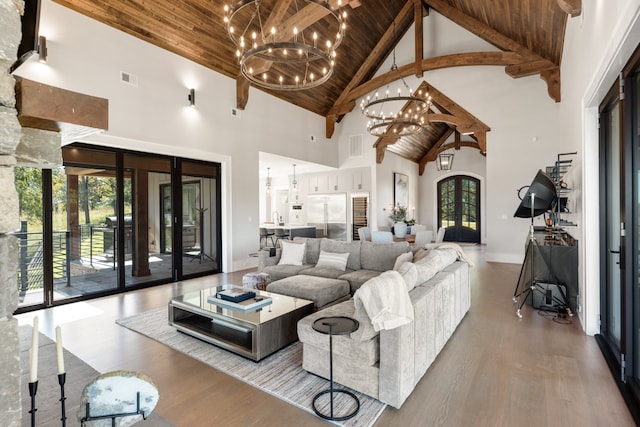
{"left": 290, "top": 164, "right": 299, "bottom": 202}
{"left": 223, "top": 0, "right": 347, "bottom": 91}
{"left": 265, "top": 167, "right": 271, "bottom": 192}
{"left": 436, "top": 151, "right": 454, "bottom": 171}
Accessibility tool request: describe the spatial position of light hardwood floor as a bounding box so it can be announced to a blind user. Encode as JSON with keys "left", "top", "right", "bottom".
{"left": 16, "top": 245, "right": 634, "bottom": 426}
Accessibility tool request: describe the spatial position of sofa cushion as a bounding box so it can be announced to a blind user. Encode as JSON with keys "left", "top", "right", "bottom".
{"left": 320, "top": 239, "right": 362, "bottom": 271}
{"left": 278, "top": 240, "right": 306, "bottom": 265}
{"left": 360, "top": 240, "right": 410, "bottom": 272}
{"left": 299, "top": 266, "right": 353, "bottom": 280}
{"left": 297, "top": 300, "right": 379, "bottom": 366}
{"left": 316, "top": 250, "right": 350, "bottom": 271}
{"left": 293, "top": 237, "right": 322, "bottom": 265}
{"left": 337, "top": 269, "right": 381, "bottom": 293}
{"left": 267, "top": 275, "right": 350, "bottom": 309}
{"left": 262, "top": 264, "right": 314, "bottom": 282}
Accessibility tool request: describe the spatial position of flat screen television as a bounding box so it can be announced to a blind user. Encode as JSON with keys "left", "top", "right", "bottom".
{"left": 513, "top": 169, "right": 557, "bottom": 218}
{"left": 10, "top": 0, "right": 41, "bottom": 73}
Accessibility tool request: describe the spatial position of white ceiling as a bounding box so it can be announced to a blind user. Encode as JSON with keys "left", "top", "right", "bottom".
{"left": 258, "top": 152, "right": 336, "bottom": 179}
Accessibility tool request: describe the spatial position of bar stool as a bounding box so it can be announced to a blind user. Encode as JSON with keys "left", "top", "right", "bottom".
{"left": 274, "top": 228, "right": 290, "bottom": 247}
{"left": 260, "top": 227, "right": 275, "bottom": 248}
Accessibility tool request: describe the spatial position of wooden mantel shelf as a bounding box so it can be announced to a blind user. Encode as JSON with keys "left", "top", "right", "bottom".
{"left": 15, "top": 78, "right": 108, "bottom": 137}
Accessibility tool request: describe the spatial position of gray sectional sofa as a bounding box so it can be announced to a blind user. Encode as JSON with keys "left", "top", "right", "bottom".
{"left": 299, "top": 254, "right": 470, "bottom": 409}
{"left": 258, "top": 237, "right": 411, "bottom": 308}
{"left": 258, "top": 237, "right": 471, "bottom": 408}
{"left": 258, "top": 237, "right": 411, "bottom": 291}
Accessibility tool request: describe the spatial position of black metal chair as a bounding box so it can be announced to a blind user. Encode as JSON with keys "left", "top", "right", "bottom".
{"left": 274, "top": 228, "right": 290, "bottom": 247}
{"left": 260, "top": 227, "right": 275, "bottom": 248}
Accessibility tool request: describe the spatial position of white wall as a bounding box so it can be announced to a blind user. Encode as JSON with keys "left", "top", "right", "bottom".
{"left": 16, "top": 0, "right": 341, "bottom": 272}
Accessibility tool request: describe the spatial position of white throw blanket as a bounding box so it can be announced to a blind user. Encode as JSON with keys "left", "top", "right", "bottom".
{"left": 354, "top": 270, "right": 414, "bottom": 332}
{"left": 424, "top": 242, "right": 475, "bottom": 266}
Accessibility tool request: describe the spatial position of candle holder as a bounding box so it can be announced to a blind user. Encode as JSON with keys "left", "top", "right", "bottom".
{"left": 58, "top": 373, "right": 67, "bottom": 426}
{"left": 28, "top": 380, "right": 38, "bottom": 427}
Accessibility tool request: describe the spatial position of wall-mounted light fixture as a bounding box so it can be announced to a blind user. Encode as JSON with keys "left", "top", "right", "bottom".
{"left": 38, "top": 36, "right": 47, "bottom": 63}
{"left": 188, "top": 88, "right": 195, "bottom": 107}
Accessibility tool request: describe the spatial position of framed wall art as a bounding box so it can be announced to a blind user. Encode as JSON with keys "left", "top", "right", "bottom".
{"left": 393, "top": 172, "right": 408, "bottom": 207}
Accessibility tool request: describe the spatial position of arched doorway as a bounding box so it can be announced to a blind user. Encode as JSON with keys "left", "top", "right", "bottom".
{"left": 437, "top": 175, "right": 481, "bottom": 243}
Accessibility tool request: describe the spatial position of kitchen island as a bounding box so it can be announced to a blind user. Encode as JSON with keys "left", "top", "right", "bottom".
{"left": 261, "top": 224, "right": 317, "bottom": 239}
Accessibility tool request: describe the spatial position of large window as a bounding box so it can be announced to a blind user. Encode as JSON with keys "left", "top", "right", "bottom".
{"left": 14, "top": 144, "right": 222, "bottom": 313}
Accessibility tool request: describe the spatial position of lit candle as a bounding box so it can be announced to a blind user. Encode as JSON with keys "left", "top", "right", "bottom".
{"left": 30, "top": 316, "right": 39, "bottom": 383}
{"left": 55, "top": 325, "right": 65, "bottom": 374}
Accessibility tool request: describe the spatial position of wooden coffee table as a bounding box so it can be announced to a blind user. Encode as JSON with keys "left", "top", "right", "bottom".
{"left": 168, "top": 285, "right": 313, "bottom": 361}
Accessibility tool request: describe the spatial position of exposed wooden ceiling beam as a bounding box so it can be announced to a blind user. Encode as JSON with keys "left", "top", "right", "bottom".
{"left": 374, "top": 81, "right": 488, "bottom": 168}
{"left": 423, "top": 0, "right": 560, "bottom": 98}
{"left": 556, "top": 0, "right": 581, "bottom": 17}
{"left": 414, "top": 0, "right": 425, "bottom": 78}
{"left": 541, "top": 67, "right": 561, "bottom": 102}
{"left": 325, "top": 0, "right": 415, "bottom": 137}
{"left": 424, "top": 0, "right": 552, "bottom": 62}
{"left": 332, "top": 51, "right": 521, "bottom": 118}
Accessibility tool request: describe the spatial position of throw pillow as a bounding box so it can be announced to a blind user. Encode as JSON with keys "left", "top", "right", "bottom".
{"left": 315, "top": 250, "right": 350, "bottom": 271}
{"left": 278, "top": 240, "right": 306, "bottom": 265}
{"left": 398, "top": 262, "right": 418, "bottom": 291}
{"left": 393, "top": 251, "right": 413, "bottom": 271}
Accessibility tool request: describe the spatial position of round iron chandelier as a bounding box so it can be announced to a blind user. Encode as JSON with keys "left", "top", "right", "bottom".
{"left": 223, "top": 0, "right": 347, "bottom": 91}
{"left": 360, "top": 47, "right": 431, "bottom": 137}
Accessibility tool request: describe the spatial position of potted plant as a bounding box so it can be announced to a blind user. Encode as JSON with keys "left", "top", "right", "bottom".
{"left": 389, "top": 205, "right": 408, "bottom": 237}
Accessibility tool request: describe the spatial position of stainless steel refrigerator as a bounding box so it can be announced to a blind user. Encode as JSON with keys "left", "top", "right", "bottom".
{"left": 306, "top": 194, "right": 347, "bottom": 240}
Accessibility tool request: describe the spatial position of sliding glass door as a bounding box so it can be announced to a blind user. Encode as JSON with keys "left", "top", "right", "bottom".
{"left": 179, "top": 160, "right": 221, "bottom": 278}
{"left": 597, "top": 46, "right": 640, "bottom": 421}
{"left": 14, "top": 144, "right": 221, "bottom": 313}
{"left": 598, "top": 80, "right": 624, "bottom": 365}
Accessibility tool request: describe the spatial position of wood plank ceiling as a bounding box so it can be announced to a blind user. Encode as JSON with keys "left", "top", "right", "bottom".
{"left": 51, "top": 0, "right": 578, "bottom": 171}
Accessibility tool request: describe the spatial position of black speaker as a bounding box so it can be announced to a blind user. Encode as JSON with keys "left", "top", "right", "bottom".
{"left": 528, "top": 282, "right": 567, "bottom": 311}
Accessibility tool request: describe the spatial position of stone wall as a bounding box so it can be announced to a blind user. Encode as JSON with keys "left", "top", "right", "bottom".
{"left": 0, "top": 1, "right": 63, "bottom": 425}
{"left": 0, "top": 1, "right": 25, "bottom": 424}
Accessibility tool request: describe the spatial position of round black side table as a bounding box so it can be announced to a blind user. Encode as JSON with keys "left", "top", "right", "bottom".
{"left": 311, "top": 316, "right": 360, "bottom": 421}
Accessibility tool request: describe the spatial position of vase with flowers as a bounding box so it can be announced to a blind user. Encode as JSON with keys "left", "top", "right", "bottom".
{"left": 388, "top": 205, "right": 408, "bottom": 238}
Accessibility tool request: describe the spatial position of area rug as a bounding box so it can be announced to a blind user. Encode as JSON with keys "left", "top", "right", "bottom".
{"left": 116, "top": 307, "right": 387, "bottom": 426}
{"left": 18, "top": 325, "right": 174, "bottom": 427}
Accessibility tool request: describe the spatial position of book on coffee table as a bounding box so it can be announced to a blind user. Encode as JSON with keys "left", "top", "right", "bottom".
{"left": 207, "top": 292, "right": 272, "bottom": 312}
{"left": 216, "top": 288, "right": 256, "bottom": 302}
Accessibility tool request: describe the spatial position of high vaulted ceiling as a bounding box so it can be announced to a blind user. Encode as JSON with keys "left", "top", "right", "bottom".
{"left": 51, "top": 0, "right": 579, "bottom": 171}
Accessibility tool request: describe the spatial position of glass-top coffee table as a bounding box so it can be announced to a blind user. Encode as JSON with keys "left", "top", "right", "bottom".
{"left": 168, "top": 285, "right": 314, "bottom": 361}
